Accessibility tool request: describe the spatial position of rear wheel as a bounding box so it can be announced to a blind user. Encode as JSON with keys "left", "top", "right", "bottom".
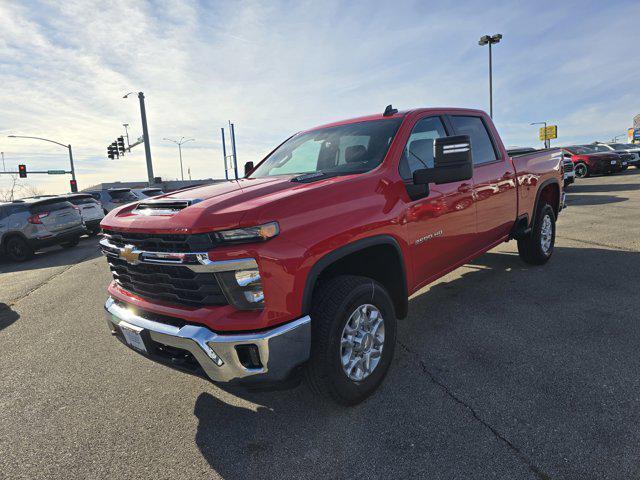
{"left": 574, "top": 162, "right": 589, "bottom": 178}
{"left": 5, "top": 236, "right": 34, "bottom": 262}
{"left": 61, "top": 238, "right": 80, "bottom": 248}
{"left": 518, "top": 204, "right": 556, "bottom": 265}
{"left": 305, "top": 275, "right": 397, "bottom": 406}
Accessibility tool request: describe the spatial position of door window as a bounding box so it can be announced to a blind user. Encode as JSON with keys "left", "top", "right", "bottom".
{"left": 399, "top": 116, "right": 448, "bottom": 181}
{"left": 450, "top": 116, "right": 497, "bottom": 165}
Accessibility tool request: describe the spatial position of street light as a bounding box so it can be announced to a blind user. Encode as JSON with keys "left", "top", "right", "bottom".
{"left": 530, "top": 122, "right": 549, "bottom": 148}
{"left": 7, "top": 135, "right": 77, "bottom": 189}
{"left": 478, "top": 33, "right": 502, "bottom": 118}
{"left": 124, "top": 91, "right": 155, "bottom": 184}
{"left": 163, "top": 137, "right": 195, "bottom": 181}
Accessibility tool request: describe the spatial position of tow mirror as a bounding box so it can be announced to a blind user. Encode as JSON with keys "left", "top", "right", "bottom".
{"left": 413, "top": 135, "right": 473, "bottom": 185}
{"left": 244, "top": 161, "right": 254, "bottom": 177}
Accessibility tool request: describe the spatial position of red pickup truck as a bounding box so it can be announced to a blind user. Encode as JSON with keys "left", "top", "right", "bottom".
{"left": 100, "top": 106, "right": 564, "bottom": 405}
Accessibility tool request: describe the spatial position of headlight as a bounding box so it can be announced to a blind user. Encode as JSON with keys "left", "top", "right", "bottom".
{"left": 215, "top": 222, "right": 279, "bottom": 244}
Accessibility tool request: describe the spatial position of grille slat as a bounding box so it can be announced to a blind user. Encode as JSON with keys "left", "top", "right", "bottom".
{"left": 103, "top": 231, "right": 227, "bottom": 307}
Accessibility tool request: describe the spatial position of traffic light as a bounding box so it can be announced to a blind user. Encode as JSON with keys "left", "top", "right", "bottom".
{"left": 111, "top": 142, "right": 119, "bottom": 158}
{"left": 70, "top": 179, "right": 78, "bottom": 193}
{"left": 18, "top": 164, "right": 27, "bottom": 178}
{"left": 117, "top": 136, "right": 125, "bottom": 155}
{"left": 107, "top": 145, "right": 115, "bottom": 159}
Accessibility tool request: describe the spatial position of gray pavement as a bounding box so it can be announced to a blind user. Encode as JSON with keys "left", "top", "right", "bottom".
{"left": 1, "top": 170, "right": 639, "bottom": 479}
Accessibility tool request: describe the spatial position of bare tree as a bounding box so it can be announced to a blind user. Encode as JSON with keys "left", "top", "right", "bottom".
{"left": 0, "top": 175, "right": 19, "bottom": 202}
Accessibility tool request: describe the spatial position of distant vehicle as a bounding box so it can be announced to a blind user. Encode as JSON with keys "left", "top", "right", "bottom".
{"left": 563, "top": 145, "right": 624, "bottom": 178}
{"left": 60, "top": 193, "right": 104, "bottom": 235}
{"left": 131, "top": 187, "right": 164, "bottom": 199}
{"left": 592, "top": 142, "right": 640, "bottom": 168}
{"left": 588, "top": 144, "right": 631, "bottom": 170}
{"left": 85, "top": 188, "right": 139, "bottom": 213}
{"left": 0, "top": 197, "right": 85, "bottom": 262}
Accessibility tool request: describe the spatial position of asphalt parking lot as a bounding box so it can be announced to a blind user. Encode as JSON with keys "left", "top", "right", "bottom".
{"left": 1, "top": 170, "right": 639, "bottom": 480}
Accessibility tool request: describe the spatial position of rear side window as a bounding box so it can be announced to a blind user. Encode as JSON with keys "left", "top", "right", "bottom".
{"left": 29, "top": 201, "right": 74, "bottom": 214}
{"left": 450, "top": 116, "right": 497, "bottom": 165}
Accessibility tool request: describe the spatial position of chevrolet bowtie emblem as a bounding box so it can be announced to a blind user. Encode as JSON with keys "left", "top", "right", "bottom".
{"left": 119, "top": 245, "right": 141, "bottom": 265}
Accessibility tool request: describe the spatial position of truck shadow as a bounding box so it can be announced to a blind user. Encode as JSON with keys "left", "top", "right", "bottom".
{"left": 565, "top": 194, "right": 628, "bottom": 206}
{"left": 568, "top": 182, "right": 640, "bottom": 193}
{"left": 193, "top": 246, "right": 640, "bottom": 480}
{"left": 0, "top": 303, "right": 20, "bottom": 332}
{"left": 0, "top": 236, "right": 102, "bottom": 274}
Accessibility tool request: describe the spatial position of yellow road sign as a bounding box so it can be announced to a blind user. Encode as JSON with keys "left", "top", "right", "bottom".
{"left": 539, "top": 125, "right": 558, "bottom": 141}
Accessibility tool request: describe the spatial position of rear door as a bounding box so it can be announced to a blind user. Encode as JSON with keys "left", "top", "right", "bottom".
{"left": 30, "top": 200, "right": 82, "bottom": 233}
{"left": 449, "top": 114, "right": 517, "bottom": 247}
{"left": 399, "top": 114, "right": 477, "bottom": 287}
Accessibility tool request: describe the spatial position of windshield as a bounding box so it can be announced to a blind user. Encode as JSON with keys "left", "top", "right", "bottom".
{"left": 565, "top": 146, "right": 596, "bottom": 154}
{"left": 110, "top": 190, "right": 137, "bottom": 201}
{"left": 609, "top": 143, "right": 628, "bottom": 151}
{"left": 590, "top": 145, "right": 610, "bottom": 152}
{"left": 249, "top": 119, "right": 403, "bottom": 179}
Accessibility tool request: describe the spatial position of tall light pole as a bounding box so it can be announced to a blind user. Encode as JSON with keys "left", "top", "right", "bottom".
{"left": 1, "top": 151, "right": 5, "bottom": 172}
{"left": 478, "top": 33, "right": 502, "bottom": 119}
{"left": 530, "top": 122, "right": 549, "bottom": 148}
{"left": 8, "top": 135, "right": 77, "bottom": 188}
{"left": 124, "top": 91, "right": 154, "bottom": 184}
{"left": 163, "top": 137, "right": 194, "bottom": 181}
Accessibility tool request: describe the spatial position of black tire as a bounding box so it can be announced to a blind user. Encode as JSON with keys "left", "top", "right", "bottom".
{"left": 5, "top": 236, "right": 34, "bottom": 262}
{"left": 89, "top": 227, "right": 101, "bottom": 236}
{"left": 305, "top": 275, "right": 397, "bottom": 406}
{"left": 574, "top": 162, "right": 589, "bottom": 178}
{"left": 517, "top": 204, "right": 556, "bottom": 265}
{"left": 61, "top": 238, "right": 80, "bottom": 248}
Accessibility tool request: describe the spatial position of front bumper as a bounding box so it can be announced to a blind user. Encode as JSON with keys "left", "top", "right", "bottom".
{"left": 104, "top": 297, "right": 311, "bottom": 385}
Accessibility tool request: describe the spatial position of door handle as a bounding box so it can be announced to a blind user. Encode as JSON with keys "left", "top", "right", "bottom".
{"left": 457, "top": 183, "right": 472, "bottom": 193}
{"left": 501, "top": 172, "right": 513, "bottom": 180}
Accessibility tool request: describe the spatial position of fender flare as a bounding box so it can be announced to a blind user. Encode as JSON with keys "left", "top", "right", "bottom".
{"left": 301, "top": 234, "right": 409, "bottom": 318}
{"left": 532, "top": 178, "right": 561, "bottom": 225}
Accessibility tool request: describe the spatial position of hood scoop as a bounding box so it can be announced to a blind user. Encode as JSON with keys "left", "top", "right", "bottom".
{"left": 132, "top": 198, "right": 201, "bottom": 216}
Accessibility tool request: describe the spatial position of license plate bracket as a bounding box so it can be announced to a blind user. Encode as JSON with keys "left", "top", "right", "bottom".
{"left": 119, "top": 321, "right": 148, "bottom": 353}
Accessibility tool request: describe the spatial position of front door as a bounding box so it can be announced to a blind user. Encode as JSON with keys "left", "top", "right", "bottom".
{"left": 399, "top": 115, "right": 477, "bottom": 288}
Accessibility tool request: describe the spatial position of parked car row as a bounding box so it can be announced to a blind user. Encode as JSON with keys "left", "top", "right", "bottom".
{"left": 84, "top": 187, "right": 164, "bottom": 213}
{"left": 563, "top": 143, "right": 640, "bottom": 179}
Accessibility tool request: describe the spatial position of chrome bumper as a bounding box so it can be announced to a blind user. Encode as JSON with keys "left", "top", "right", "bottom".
{"left": 104, "top": 297, "right": 311, "bottom": 384}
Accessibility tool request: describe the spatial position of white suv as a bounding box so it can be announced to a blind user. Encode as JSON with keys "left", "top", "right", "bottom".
{"left": 61, "top": 194, "right": 105, "bottom": 235}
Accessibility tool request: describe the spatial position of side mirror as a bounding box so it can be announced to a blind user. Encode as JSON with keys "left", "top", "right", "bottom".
{"left": 244, "top": 161, "right": 254, "bottom": 177}
{"left": 413, "top": 135, "right": 473, "bottom": 185}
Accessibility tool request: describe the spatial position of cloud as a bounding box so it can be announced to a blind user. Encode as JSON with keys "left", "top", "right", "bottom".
{"left": 0, "top": 0, "right": 638, "bottom": 195}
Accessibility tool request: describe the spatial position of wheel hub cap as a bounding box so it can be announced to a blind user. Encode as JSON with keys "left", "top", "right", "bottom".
{"left": 540, "top": 214, "right": 552, "bottom": 254}
{"left": 340, "top": 304, "right": 385, "bottom": 382}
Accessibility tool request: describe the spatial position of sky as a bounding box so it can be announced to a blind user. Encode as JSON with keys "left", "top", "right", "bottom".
{"left": 0, "top": 0, "right": 638, "bottom": 195}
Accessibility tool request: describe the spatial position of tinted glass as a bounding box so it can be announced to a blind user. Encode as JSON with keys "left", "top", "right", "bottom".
{"left": 450, "top": 116, "right": 497, "bottom": 164}
{"left": 109, "top": 190, "right": 138, "bottom": 201}
{"left": 68, "top": 196, "right": 98, "bottom": 205}
{"left": 29, "top": 201, "right": 74, "bottom": 214}
{"left": 610, "top": 144, "right": 628, "bottom": 151}
{"left": 591, "top": 145, "right": 610, "bottom": 152}
{"left": 249, "top": 119, "right": 403, "bottom": 178}
{"left": 399, "top": 116, "right": 447, "bottom": 180}
{"left": 565, "top": 146, "right": 595, "bottom": 154}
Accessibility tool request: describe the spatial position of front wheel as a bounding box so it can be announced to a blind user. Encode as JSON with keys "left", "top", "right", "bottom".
{"left": 305, "top": 275, "right": 397, "bottom": 406}
{"left": 517, "top": 204, "right": 556, "bottom": 265}
{"left": 574, "top": 162, "right": 589, "bottom": 178}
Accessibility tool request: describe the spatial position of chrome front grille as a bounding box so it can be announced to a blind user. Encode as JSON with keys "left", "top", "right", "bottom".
{"left": 102, "top": 229, "right": 217, "bottom": 253}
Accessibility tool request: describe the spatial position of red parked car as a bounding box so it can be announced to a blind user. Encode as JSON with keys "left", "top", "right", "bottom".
{"left": 563, "top": 145, "right": 624, "bottom": 178}
{"left": 100, "top": 106, "right": 563, "bottom": 405}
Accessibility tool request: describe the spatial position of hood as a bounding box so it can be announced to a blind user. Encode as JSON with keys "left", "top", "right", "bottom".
{"left": 100, "top": 175, "right": 357, "bottom": 233}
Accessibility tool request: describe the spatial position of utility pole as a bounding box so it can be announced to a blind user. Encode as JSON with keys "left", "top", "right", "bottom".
{"left": 1, "top": 151, "right": 5, "bottom": 172}
{"left": 8, "top": 135, "right": 77, "bottom": 188}
{"left": 229, "top": 121, "right": 238, "bottom": 179}
{"left": 530, "top": 122, "right": 548, "bottom": 148}
{"left": 124, "top": 91, "right": 154, "bottom": 184}
{"left": 221, "top": 128, "right": 228, "bottom": 180}
{"left": 478, "top": 34, "right": 502, "bottom": 119}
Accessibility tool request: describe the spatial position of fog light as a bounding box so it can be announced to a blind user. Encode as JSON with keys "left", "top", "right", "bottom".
{"left": 235, "top": 269, "right": 260, "bottom": 287}
{"left": 204, "top": 342, "right": 225, "bottom": 366}
{"left": 216, "top": 265, "right": 265, "bottom": 310}
{"left": 243, "top": 289, "right": 264, "bottom": 303}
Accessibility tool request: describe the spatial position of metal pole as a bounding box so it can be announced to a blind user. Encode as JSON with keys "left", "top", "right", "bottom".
{"left": 178, "top": 142, "right": 184, "bottom": 181}
{"left": 230, "top": 122, "right": 238, "bottom": 179}
{"left": 138, "top": 92, "right": 155, "bottom": 184}
{"left": 68, "top": 145, "right": 76, "bottom": 182}
{"left": 221, "top": 128, "right": 228, "bottom": 180}
{"left": 1, "top": 152, "right": 5, "bottom": 172}
{"left": 489, "top": 42, "right": 493, "bottom": 119}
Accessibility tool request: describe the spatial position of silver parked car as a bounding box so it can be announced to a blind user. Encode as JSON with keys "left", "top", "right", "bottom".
{"left": 61, "top": 193, "right": 105, "bottom": 235}
{"left": 0, "top": 197, "right": 86, "bottom": 262}
{"left": 85, "top": 188, "right": 139, "bottom": 213}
